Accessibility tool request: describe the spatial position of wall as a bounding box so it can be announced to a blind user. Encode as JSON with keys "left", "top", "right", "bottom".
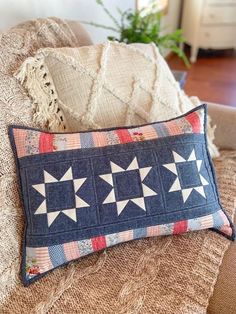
{"left": 0, "top": 0, "right": 134, "bottom": 43}
{"left": 163, "top": 0, "right": 182, "bottom": 34}
{"left": 0, "top": 0, "right": 181, "bottom": 44}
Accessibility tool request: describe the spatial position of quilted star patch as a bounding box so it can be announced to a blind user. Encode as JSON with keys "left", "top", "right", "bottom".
{"left": 99, "top": 157, "right": 157, "bottom": 215}
{"left": 9, "top": 104, "right": 235, "bottom": 285}
{"left": 33, "top": 167, "right": 89, "bottom": 226}
{"left": 163, "top": 149, "right": 209, "bottom": 203}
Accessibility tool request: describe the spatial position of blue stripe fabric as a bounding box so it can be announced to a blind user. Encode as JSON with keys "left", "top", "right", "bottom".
{"left": 48, "top": 244, "right": 66, "bottom": 267}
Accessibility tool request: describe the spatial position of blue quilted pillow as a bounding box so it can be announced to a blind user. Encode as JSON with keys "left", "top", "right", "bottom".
{"left": 9, "top": 104, "right": 235, "bottom": 285}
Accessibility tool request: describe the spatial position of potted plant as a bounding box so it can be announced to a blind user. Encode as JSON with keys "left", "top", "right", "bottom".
{"left": 83, "top": 0, "right": 189, "bottom": 67}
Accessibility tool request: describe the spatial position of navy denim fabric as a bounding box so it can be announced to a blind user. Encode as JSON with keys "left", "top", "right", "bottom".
{"left": 9, "top": 127, "right": 234, "bottom": 247}
{"left": 9, "top": 108, "right": 235, "bottom": 255}
{"left": 8, "top": 104, "right": 236, "bottom": 286}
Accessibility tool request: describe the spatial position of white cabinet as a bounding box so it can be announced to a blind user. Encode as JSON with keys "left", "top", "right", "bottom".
{"left": 181, "top": 0, "right": 236, "bottom": 62}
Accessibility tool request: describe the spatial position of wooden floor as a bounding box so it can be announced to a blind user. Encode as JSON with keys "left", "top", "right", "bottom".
{"left": 167, "top": 47, "right": 236, "bottom": 107}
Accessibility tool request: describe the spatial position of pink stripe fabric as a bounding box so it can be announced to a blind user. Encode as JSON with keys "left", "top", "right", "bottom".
{"left": 63, "top": 241, "right": 80, "bottom": 261}
{"left": 13, "top": 129, "right": 27, "bottom": 158}
{"left": 35, "top": 247, "right": 53, "bottom": 273}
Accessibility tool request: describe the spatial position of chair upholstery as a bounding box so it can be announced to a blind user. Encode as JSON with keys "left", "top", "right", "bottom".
{"left": 208, "top": 214, "right": 236, "bottom": 314}
{"left": 207, "top": 102, "right": 236, "bottom": 150}
{"left": 67, "top": 20, "right": 93, "bottom": 47}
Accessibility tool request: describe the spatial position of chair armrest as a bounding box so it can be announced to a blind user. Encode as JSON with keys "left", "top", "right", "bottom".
{"left": 208, "top": 212, "right": 236, "bottom": 314}
{"left": 66, "top": 20, "right": 93, "bottom": 46}
{"left": 207, "top": 102, "right": 236, "bottom": 150}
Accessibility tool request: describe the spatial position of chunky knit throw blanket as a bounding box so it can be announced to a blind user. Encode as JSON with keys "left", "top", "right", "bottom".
{"left": 0, "top": 16, "right": 79, "bottom": 305}
{"left": 0, "top": 18, "right": 235, "bottom": 314}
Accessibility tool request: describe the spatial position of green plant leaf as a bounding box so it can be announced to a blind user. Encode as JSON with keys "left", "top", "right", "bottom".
{"left": 85, "top": 0, "right": 189, "bottom": 67}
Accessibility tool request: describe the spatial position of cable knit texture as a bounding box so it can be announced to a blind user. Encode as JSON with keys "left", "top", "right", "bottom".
{"left": 0, "top": 18, "right": 235, "bottom": 314}
{"left": 0, "top": 17, "right": 79, "bottom": 304}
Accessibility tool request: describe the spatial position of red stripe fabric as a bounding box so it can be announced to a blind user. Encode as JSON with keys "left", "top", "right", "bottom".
{"left": 173, "top": 220, "right": 188, "bottom": 234}
{"left": 39, "top": 133, "right": 54, "bottom": 153}
{"left": 91, "top": 236, "right": 107, "bottom": 251}
{"left": 185, "top": 112, "right": 200, "bottom": 133}
{"left": 116, "top": 129, "right": 133, "bottom": 144}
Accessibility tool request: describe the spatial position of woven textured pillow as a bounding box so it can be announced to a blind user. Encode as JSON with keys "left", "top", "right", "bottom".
{"left": 15, "top": 42, "right": 219, "bottom": 158}
{"left": 9, "top": 105, "right": 234, "bottom": 286}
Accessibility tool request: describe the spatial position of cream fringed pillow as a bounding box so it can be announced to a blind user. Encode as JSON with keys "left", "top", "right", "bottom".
{"left": 15, "top": 41, "right": 219, "bottom": 158}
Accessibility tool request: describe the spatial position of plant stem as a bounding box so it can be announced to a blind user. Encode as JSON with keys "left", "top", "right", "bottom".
{"left": 81, "top": 21, "right": 119, "bottom": 33}
{"left": 96, "top": 0, "right": 121, "bottom": 30}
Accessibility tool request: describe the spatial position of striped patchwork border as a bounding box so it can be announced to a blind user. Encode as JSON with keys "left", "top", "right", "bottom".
{"left": 13, "top": 109, "right": 204, "bottom": 158}
{"left": 25, "top": 209, "right": 232, "bottom": 281}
